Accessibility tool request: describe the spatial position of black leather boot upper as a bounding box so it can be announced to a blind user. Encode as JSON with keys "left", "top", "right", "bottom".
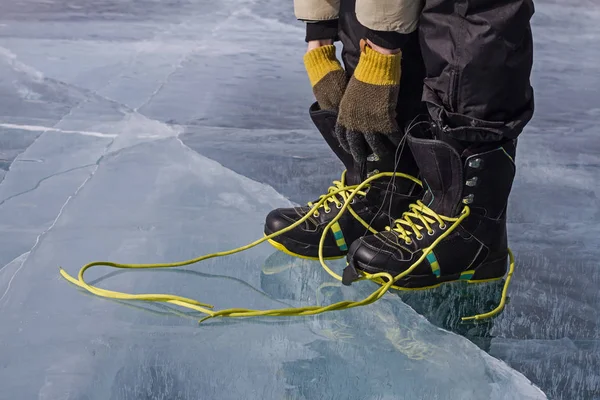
{"left": 346, "top": 123, "right": 517, "bottom": 286}
{"left": 265, "top": 102, "right": 422, "bottom": 259}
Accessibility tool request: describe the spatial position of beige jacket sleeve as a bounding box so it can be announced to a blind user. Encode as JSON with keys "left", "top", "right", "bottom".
{"left": 356, "top": 0, "right": 423, "bottom": 34}
{"left": 294, "top": 0, "right": 340, "bottom": 21}
{"left": 294, "top": 0, "right": 422, "bottom": 33}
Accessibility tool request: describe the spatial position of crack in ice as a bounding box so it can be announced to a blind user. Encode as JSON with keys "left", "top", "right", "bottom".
{"left": 0, "top": 138, "right": 114, "bottom": 305}
{"left": 0, "top": 163, "right": 98, "bottom": 207}
{"left": 0, "top": 252, "right": 31, "bottom": 305}
{"left": 133, "top": 10, "right": 244, "bottom": 113}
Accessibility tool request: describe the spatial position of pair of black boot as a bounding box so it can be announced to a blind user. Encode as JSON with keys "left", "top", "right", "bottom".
{"left": 265, "top": 103, "right": 516, "bottom": 290}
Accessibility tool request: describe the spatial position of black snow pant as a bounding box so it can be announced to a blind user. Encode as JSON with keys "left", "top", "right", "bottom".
{"left": 338, "top": 0, "right": 535, "bottom": 143}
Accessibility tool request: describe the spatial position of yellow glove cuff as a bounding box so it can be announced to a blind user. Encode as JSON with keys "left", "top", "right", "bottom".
{"left": 354, "top": 45, "right": 402, "bottom": 86}
{"left": 303, "top": 45, "right": 344, "bottom": 88}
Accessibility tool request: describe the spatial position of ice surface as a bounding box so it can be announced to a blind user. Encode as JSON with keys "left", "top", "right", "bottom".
{"left": 0, "top": 0, "right": 597, "bottom": 399}
{"left": 0, "top": 125, "right": 546, "bottom": 400}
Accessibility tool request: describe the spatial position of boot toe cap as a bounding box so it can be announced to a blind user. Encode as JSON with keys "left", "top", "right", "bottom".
{"left": 264, "top": 208, "right": 293, "bottom": 234}
{"left": 348, "top": 235, "right": 395, "bottom": 274}
{"left": 348, "top": 232, "right": 418, "bottom": 276}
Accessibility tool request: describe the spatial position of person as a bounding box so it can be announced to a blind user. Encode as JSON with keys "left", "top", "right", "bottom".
{"left": 265, "top": 0, "right": 534, "bottom": 289}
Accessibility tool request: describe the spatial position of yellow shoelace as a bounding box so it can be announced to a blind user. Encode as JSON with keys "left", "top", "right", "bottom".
{"left": 385, "top": 200, "right": 457, "bottom": 244}
{"left": 59, "top": 171, "right": 513, "bottom": 323}
{"left": 305, "top": 171, "right": 378, "bottom": 234}
{"left": 306, "top": 172, "right": 367, "bottom": 217}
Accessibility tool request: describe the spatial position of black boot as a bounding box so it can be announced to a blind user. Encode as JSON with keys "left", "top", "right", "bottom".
{"left": 264, "top": 102, "right": 422, "bottom": 259}
{"left": 344, "top": 123, "right": 517, "bottom": 287}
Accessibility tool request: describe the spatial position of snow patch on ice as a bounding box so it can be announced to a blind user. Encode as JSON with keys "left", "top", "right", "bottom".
{"left": 0, "top": 123, "right": 117, "bottom": 138}
{"left": 0, "top": 46, "right": 44, "bottom": 82}
{"left": 586, "top": 108, "right": 600, "bottom": 116}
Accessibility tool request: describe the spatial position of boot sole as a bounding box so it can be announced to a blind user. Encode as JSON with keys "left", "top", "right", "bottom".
{"left": 265, "top": 236, "right": 345, "bottom": 261}
{"left": 354, "top": 256, "right": 507, "bottom": 291}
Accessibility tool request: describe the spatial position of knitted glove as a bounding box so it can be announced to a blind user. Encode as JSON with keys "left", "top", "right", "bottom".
{"left": 335, "top": 40, "right": 402, "bottom": 164}
{"left": 303, "top": 45, "right": 348, "bottom": 111}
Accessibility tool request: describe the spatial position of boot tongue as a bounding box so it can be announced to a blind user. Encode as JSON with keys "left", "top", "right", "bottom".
{"left": 346, "top": 152, "right": 400, "bottom": 186}
{"left": 358, "top": 145, "right": 421, "bottom": 193}
{"left": 345, "top": 164, "right": 365, "bottom": 186}
{"left": 407, "top": 133, "right": 465, "bottom": 217}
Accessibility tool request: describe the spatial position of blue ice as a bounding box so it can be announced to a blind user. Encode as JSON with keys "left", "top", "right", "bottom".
{"left": 1, "top": 0, "right": 598, "bottom": 399}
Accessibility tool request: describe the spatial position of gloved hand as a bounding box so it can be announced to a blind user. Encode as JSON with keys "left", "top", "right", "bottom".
{"left": 303, "top": 44, "right": 348, "bottom": 111}
{"left": 335, "top": 40, "right": 402, "bottom": 164}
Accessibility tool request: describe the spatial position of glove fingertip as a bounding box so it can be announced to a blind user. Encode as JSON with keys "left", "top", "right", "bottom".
{"left": 334, "top": 124, "right": 351, "bottom": 153}
{"left": 347, "top": 130, "right": 368, "bottom": 165}
{"left": 364, "top": 133, "right": 393, "bottom": 159}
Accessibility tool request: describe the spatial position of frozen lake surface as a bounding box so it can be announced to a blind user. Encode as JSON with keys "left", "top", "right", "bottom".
{"left": 0, "top": 1, "right": 598, "bottom": 399}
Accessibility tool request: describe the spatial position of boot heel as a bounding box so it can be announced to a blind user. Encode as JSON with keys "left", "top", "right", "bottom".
{"left": 469, "top": 255, "right": 508, "bottom": 282}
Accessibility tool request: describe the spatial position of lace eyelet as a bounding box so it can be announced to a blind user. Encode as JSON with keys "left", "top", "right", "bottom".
{"left": 468, "top": 158, "right": 483, "bottom": 169}
{"left": 324, "top": 208, "right": 331, "bottom": 214}
{"left": 439, "top": 224, "right": 447, "bottom": 230}
{"left": 405, "top": 240, "right": 412, "bottom": 245}
{"left": 336, "top": 203, "right": 342, "bottom": 209}
{"left": 416, "top": 235, "right": 424, "bottom": 241}
{"left": 313, "top": 212, "right": 320, "bottom": 217}
{"left": 427, "top": 230, "right": 435, "bottom": 236}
